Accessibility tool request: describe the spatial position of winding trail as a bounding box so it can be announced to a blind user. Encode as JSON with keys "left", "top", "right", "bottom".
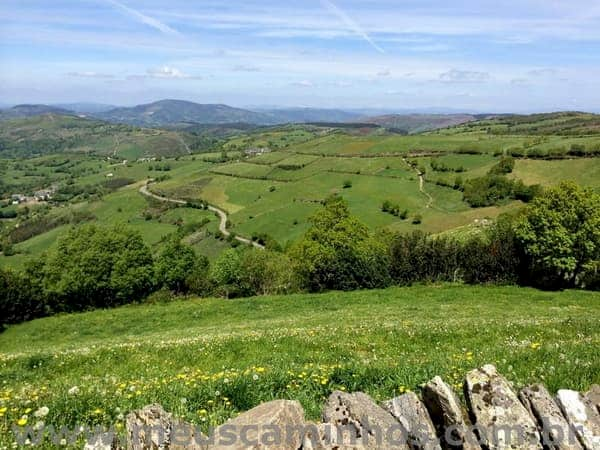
{"left": 402, "top": 157, "right": 433, "bottom": 208}
{"left": 139, "top": 181, "right": 264, "bottom": 249}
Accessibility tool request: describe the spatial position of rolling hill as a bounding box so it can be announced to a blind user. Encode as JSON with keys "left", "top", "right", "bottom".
{"left": 358, "top": 113, "right": 477, "bottom": 133}
{"left": 0, "top": 104, "right": 75, "bottom": 120}
{"left": 259, "top": 107, "right": 362, "bottom": 123}
{"left": 0, "top": 114, "right": 217, "bottom": 159}
{"left": 96, "top": 99, "right": 277, "bottom": 127}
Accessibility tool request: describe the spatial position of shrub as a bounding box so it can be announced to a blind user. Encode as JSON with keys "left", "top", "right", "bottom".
{"left": 515, "top": 182, "right": 600, "bottom": 289}
{"left": 290, "top": 196, "right": 391, "bottom": 292}
{"left": 488, "top": 157, "right": 515, "bottom": 175}
{"left": 0, "top": 267, "right": 47, "bottom": 328}
{"left": 155, "top": 237, "right": 208, "bottom": 293}
{"left": 41, "top": 224, "right": 155, "bottom": 311}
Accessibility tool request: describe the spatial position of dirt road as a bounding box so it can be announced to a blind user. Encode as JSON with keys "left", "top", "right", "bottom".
{"left": 139, "top": 181, "right": 264, "bottom": 249}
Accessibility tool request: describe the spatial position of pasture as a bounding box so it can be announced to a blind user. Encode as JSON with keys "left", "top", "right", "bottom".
{"left": 0, "top": 285, "right": 598, "bottom": 445}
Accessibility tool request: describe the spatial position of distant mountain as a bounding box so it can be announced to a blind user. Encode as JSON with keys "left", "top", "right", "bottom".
{"left": 357, "top": 114, "right": 477, "bottom": 133}
{"left": 0, "top": 104, "right": 75, "bottom": 120}
{"left": 259, "top": 107, "right": 362, "bottom": 123}
{"left": 96, "top": 99, "right": 277, "bottom": 126}
{"left": 54, "top": 103, "right": 117, "bottom": 114}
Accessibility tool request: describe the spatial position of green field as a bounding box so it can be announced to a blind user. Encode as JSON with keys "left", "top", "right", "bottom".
{"left": 3, "top": 113, "right": 600, "bottom": 268}
{"left": 0, "top": 285, "right": 598, "bottom": 444}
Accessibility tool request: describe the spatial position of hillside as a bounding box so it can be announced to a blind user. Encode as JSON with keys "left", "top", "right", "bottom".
{"left": 0, "top": 114, "right": 219, "bottom": 159}
{"left": 358, "top": 113, "right": 476, "bottom": 133}
{"left": 2, "top": 112, "right": 600, "bottom": 269}
{"left": 0, "top": 104, "right": 75, "bottom": 120}
{"left": 448, "top": 111, "right": 600, "bottom": 135}
{"left": 260, "top": 107, "right": 362, "bottom": 123}
{"left": 97, "top": 99, "right": 277, "bottom": 126}
{"left": 0, "top": 285, "right": 597, "bottom": 438}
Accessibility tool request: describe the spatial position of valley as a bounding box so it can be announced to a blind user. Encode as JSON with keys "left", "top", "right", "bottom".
{"left": 2, "top": 111, "right": 600, "bottom": 268}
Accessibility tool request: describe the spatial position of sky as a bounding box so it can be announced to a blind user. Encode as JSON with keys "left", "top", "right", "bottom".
{"left": 1, "top": 0, "right": 600, "bottom": 112}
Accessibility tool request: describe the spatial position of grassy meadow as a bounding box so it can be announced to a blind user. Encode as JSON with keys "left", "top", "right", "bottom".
{"left": 0, "top": 285, "right": 598, "bottom": 445}
{"left": 3, "top": 116, "right": 600, "bottom": 268}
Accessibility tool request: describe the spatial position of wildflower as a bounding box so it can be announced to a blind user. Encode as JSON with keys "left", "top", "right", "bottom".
{"left": 34, "top": 406, "right": 49, "bottom": 418}
{"left": 198, "top": 409, "right": 207, "bottom": 415}
{"left": 92, "top": 409, "right": 103, "bottom": 415}
{"left": 68, "top": 386, "right": 80, "bottom": 396}
{"left": 253, "top": 374, "right": 259, "bottom": 381}
{"left": 530, "top": 342, "right": 541, "bottom": 350}
{"left": 17, "top": 417, "right": 28, "bottom": 426}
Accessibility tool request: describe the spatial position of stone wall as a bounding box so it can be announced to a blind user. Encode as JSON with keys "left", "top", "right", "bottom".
{"left": 85, "top": 364, "right": 600, "bottom": 450}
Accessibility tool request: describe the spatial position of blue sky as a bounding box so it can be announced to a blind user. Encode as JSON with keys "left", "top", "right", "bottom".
{"left": 1, "top": 0, "right": 600, "bottom": 111}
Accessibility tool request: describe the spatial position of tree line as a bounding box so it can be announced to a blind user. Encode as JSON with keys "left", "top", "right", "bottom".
{"left": 1, "top": 181, "right": 599, "bottom": 329}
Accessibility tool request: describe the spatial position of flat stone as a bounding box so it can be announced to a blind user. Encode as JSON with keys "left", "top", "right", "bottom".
{"left": 209, "top": 399, "right": 306, "bottom": 449}
{"left": 556, "top": 390, "right": 600, "bottom": 450}
{"left": 322, "top": 390, "right": 410, "bottom": 449}
{"left": 464, "top": 364, "right": 541, "bottom": 450}
{"left": 382, "top": 392, "right": 442, "bottom": 450}
{"left": 519, "top": 384, "right": 583, "bottom": 450}
{"left": 422, "top": 376, "right": 480, "bottom": 450}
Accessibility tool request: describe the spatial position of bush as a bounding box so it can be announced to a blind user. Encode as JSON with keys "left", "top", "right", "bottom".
{"left": 290, "top": 196, "right": 391, "bottom": 292}
{"left": 463, "top": 175, "right": 541, "bottom": 207}
{"left": 210, "top": 248, "right": 297, "bottom": 298}
{"left": 41, "top": 224, "right": 155, "bottom": 311}
{"left": 155, "top": 237, "right": 208, "bottom": 293}
{"left": 0, "top": 267, "right": 47, "bottom": 328}
{"left": 515, "top": 182, "right": 600, "bottom": 289}
{"left": 488, "top": 157, "right": 515, "bottom": 175}
{"left": 389, "top": 220, "right": 521, "bottom": 286}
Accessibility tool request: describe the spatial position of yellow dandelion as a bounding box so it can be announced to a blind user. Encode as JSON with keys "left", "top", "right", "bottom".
{"left": 17, "top": 417, "right": 28, "bottom": 426}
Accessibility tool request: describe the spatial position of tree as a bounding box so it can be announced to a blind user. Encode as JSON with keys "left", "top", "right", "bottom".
{"left": 42, "top": 224, "right": 155, "bottom": 311}
{"left": 515, "top": 182, "right": 600, "bottom": 289}
{"left": 209, "top": 248, "right": 297, "bottom": 298}
{"left": 289, "top": 195, "right": 391, "bottom": 292}
{"left": 0, "top": 267, "right": 46, "bottom": 328}
{"left": 155, "top": 237, "right": 207, "bottom": 293}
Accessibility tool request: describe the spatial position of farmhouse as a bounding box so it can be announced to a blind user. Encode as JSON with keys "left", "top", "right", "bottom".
{"left": 10, "top": 194, "right": 27, "bottom": 205}
{"left": 34, "top": 189, "right": 53, "bottom": 201}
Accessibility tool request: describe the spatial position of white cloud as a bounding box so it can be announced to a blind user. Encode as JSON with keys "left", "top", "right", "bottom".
{"left": 67, "top": 71, "right": 114, "bottom": 79}
{"left": 439, "top": 69, "right": 490, "bottom": 83}
{"left": 528, "top": 68, "right": 558, "bottom": 77}
{"left": 147, "top": 66, "right": 188, "bottom": 78}
{"left": 232, "top": 65, "right": 261, "bottom": 72}
{"left": 290, "top": 80, "right": 314, "bottom": 87}
{"left": 126, "top": 66, "right": 202, "bottom": 80}
{"left": 376, "top": 69, "right": 391, "bottom": 77}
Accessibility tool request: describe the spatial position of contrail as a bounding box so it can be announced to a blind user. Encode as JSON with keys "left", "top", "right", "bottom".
{"left": 104, "top": 0, "right": 182, "bottom": 37}
{"left": 319, "top": 0, "right": 384, "bottom": 53}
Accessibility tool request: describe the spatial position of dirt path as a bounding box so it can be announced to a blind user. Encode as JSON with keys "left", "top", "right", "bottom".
{"left": 139, "top": 181, "right": 264, "bottom": 249}
{"left": 403, "top": 157, "right": 433, "bottom": 208}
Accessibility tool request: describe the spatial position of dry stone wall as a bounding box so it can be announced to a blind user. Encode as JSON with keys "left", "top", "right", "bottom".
{"left": 85, "top": 364, "right": 600, "bottom": 450}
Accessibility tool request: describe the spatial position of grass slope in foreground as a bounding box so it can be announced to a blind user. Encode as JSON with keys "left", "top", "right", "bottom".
{"left": 0, "top": 285, "right": 598, "bottom": 440}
